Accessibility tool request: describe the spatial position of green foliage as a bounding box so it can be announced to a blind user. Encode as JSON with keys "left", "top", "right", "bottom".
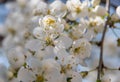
{"left": 67, "top": 77, "right": 72, "bottom": 82}
{"left": 80, "top": 71, "right": 88, "bottom": 78}
{"left": 117, "top": 38, "right": 120, "bottom": 46}
{"left": 96, "top": 79, "right": 101, "bottom": 82}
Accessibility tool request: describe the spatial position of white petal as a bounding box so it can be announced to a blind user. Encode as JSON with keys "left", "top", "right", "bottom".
{"left": 55, "top": 36, "right": 73, "bottom": 49}
{"left": 63, "top": 55, "right": 79, "bottom": 70}
{"left": 111, "top": 13, "right": 119, "bottom": 21}
{"left": 7, "top": 47, "right": 25, "bottom": 69}
{"left": 18, "top": 67, "right": 36, "bottom": 82}
{"left": 71, "top": 38, "right": 91, "bottom": 59}
{"left": 50, "top": 0, "right": 67, "bottom": 17}
{"left": 26, "top": 57, "right": 42, "bottom": 74}
{"left": 25, "top": 39, "right": 43, "bottom": 51}
{"left": 33, "top": 27, "right": 45, "bottom": 39}
{"left": 42, "top": 59, "right": 61, "bottom": 73}
{"left": 116, "top": 6, "right": 120, "bottom": 18}
{"left": 33, "top": 1, "right": 48, "bottom": 15}
{"left": 94, "top": 5, "right": 107, "bottom": 16}
{"left": 66, "top": 71, "right": 82, "bottom": 82}
{"left": 91, "top": 0, "right": 100, "bottom": 7}
{"left": 34, "top": 46, "right": 55, "bottom": 60}
{"left": 45, "top": 70, "right": 65, "bottom": 82}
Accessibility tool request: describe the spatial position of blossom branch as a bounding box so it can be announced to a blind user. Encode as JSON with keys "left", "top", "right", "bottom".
{"left": 97, "top": 0, "right": 110, "bottom": 81}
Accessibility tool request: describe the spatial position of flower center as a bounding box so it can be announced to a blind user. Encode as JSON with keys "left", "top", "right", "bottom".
{"left": 74, "top": 47, "right": 81, "bottom": 54}
{"left": 45, "top": 36, "right": 54, "bottom": 46}
{"left": 44, "top": 18, "right": 56, "bottom": 26}
{"left": 75, "top": 6, "right": 81, "bottom": 13}
{"left": 36, "top": 75, "right": 45, "bottom": 82}
{"left": 89, "top": 21, "right": 97, "bottom": 27}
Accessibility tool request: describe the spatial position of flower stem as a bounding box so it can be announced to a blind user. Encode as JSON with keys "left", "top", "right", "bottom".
{"left": 97, "top": 0, "right": 110, "bottom": 81}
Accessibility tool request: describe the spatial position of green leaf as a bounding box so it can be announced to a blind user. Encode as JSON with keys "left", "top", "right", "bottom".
{"left": 117, "top": 38, "right": 120, "bottom": 46}
{"left": 55, "top": 56, "right": 58, "bottom": 60}
{"left": 96, "top": 79, "right": 101, "bottom": 82}
{"left": 66, "top": 77, "right": 72, "bottom": 82}
{"left": 28, "top": 49, "right": 36, "bottom": 56}
{"left": 23, "top": 62, "right": 27, "bottom": 68}
{"left": 80, "top": 71, "right": 88, "bottom": 78}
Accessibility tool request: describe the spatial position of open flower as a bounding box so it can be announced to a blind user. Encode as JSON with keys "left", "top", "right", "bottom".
{"left": 88, "top": 16, "right": 105, "bottom": 33}
{"left": 7, "top": 46, "right": 25, "bottom": 69}
{"left": 70, "top": 38, "right": 91, "bottom": 59}
{"left": 39, "top": 15, "right": 64, "bottom": 34}
{"left": 42, "top": 15, "right": 56, "bottom": 27}
{"left": 33, "top": 27, "right": 45, "bottom": 39}
{"left": 50, "top": 0, "right": 67, "bottom": 17}
{"left": 33, "top": 1, "right": 48, "bottom": 16}
{"left": 66, "top": 0, "right": 89, "bottom": 20}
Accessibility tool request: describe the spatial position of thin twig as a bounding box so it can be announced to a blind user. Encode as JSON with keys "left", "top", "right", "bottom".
{"left": 104, "top": 66, "right": 120, "bottom": 70}
{"left": 97, "top": 0, "right": 110, "bottom": 81}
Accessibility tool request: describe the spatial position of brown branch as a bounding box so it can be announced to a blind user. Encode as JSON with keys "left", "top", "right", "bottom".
{"left": 97, "top": 0, "right": 110, "bottom": 81}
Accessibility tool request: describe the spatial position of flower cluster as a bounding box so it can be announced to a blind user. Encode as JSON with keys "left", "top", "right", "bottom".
{"left": 1, "top": 0, "right": 120, "bottom": 82}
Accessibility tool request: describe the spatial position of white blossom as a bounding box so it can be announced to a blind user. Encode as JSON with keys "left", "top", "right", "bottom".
{"left": 25, "top": 39, "right": 43, "bottom": 51}
{"left": 54, "top": 36, "right": 73, "bottom": 49}
{"left": 66, "top": 0, "right": 89, "bottom": 20}
{"left": 111, "top": 13, "right": 120, "bottom": 22}
{"left": 7, "top": 47, "right": 25, "bottom": 69}
{"left": 93, "top": 5, "right": 107, "bottom": 16}
{"left": 116, "top": 6, "right": 120, "bottom": 18}
{"left": 33, "top": 27, "right": 45, "bottom": 39}
{"left": 70, "top": 38, "right": 91, "bottom": 59}
{"left": 66, "top": 71, "right": 82, "bottom": 82}
{"left": 42, "top": 15, "right": 56, "bottom": 27}
{"left": 91, "top": 0, "right": 100, "bottom": 7}
{"left": 50, "top": 0, "right": 67, "bottom": 17}
{"left": 2, "top": 0, "right": 119, "bottom": 82}
{"left": 33, "top": 1, "right": 48, "bottom": 15}
{"left": 88, "top": 16, "right": 105, "bottom": 33}
{"left": 18, "top": 67, "right": 36, "bottom": 82}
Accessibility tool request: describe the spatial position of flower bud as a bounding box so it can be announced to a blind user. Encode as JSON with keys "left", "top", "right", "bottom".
{"left": 91, "top": 0, "right": 100, "bottom": 7}
{"left": 94, "top": 5, "right": 107, "bottom": 16}
{"left": 116, "top": 6, "right": 120, "bottom": 18}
